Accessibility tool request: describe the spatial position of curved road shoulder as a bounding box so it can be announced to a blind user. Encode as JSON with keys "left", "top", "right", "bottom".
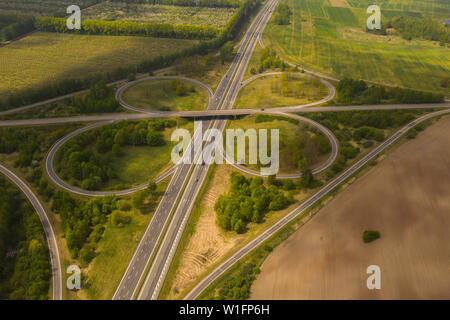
{"left": 0, "top": 164, "right": 62, "bottom": 300}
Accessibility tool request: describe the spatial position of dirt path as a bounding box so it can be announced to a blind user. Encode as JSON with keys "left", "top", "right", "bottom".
{"left": 251, "top": 116, "right": 450, "bottom": 299}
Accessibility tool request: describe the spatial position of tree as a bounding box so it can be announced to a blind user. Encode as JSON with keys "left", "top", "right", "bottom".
{"left": 132, "top": 190, "right": 147, "bottom": 209}
{"left": 146, "top": 130, "right": 164, "bottom": 146}
{"left": 273, "top": 4, "right": 292, "bottom": 25}
{"left": 111, "top": 211, "right": 132, "bottom": 227}
{"left": 147, "top": 181, "right": 157, "bottom": 194}
{"left": 220, "top": 41, "right": 234, "bottom": 63}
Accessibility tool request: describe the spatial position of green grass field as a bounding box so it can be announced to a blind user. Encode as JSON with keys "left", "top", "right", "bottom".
{"left": 121, "top": 79, "right": 209, "bottom": 112}
{"left": 106, "top": 145, "right": 173, "bottom": 189}
{"left": 264, "top": 0, "right": 450, "bottom": 92}
{"left": 83, "top": 2, "right": 237, "bottom": 28}
{"left": 347, "top": 0, "right": 450, "bottom": 19}
{"left": 235, "top": 74, "right": 329, "bottom": 109}
{"left": 0, "top": 32, "right": 197, "bottom": 95}
{"left": 227, "top": 115, "right": 330, "bottom": 174}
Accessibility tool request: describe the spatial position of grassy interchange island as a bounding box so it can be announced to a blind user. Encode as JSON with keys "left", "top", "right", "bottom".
{"left": 121, "top": 79, "right": 210, "bottom": 112}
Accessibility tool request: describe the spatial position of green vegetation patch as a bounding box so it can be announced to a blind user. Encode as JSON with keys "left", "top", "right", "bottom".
{"left": 335, "top": 78, "right": 444, "bottom": 105}
{"left": 363, "top": 230, "right": 381, "bottom": 243}
{"left": 122, "top": 79, "right": 209, "bottom": 112}
{"left": 302, "top": 108, "right": 435, "bottom": 179}
{"left": 0, "top": 0, "right": 101, "bottom": 17}
{"left": 236, "top": 73, "right": 328, "bottom": 109}
{"left": 0, "top": 32, "right": 197, "bottom": 95}
{"left": 83, "top": 2, "right": 237, "bottom": 28}
{"left": 0, "top": 175, "right": 51, "bottom": 300}
{"left": 55, "top": 119, "right": 187, "bottom": 191}
{"left": 228, "top": 115, "right": 331, "bottom": 174}
{"left": 215, "top": 172, "right": 294, "bottom": 234}
{"left": 264, "top": 0, "right": 450, "bottom": 92}
{"left": 0, "top": 12, "right": 35, "bottom": 42}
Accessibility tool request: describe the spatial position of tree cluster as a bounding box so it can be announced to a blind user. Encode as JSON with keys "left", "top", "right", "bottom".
{"left": 0, "top": 12, "right": 35, "bottom": 42}
{"left": 215, "top": 262, "right": 259, "bottom": 299}
{"left": 214, "top": 172, "right": 293, "bottom": 233}
{"left": 336, "top": 78, "right": 444, "bottom": 105}
{"left": 35, "top": 17, "right": 220, "bottom": 40}
{"left": 257, "top": 48, "right": 288, "bottom": 73}
{"left": 306, "top": 109, "right": 429, "bottom": 176}
{"left": 388, "top": 16, "right": 449, "bottom": 45}
{"left": 0, "top": 176, "right": 50, "bottom": 300}
{"left": 71, "top": 81, "right": 120, "bottom": 114}
{"left": 52, "top": 191, "right": 117, "bottom": 263}
{"left": 109, "top": 0, "right": 241, "bottom": 8}
{"left": 273, "top": 3, "right": 292, "bottom": 25}
{"left": 57, "top": 119, "right": 175, "bottom": 190}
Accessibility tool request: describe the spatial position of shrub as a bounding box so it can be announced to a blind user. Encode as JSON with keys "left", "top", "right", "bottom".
{"left": 363, "top": 230, "right": 380, "bottom": 243}
{"left": 117, "top": 200, "right": 131, "bottom": 211}
{"left": 406, "top": 129, "right": 418, "bottom": 139}
{"left": 111, "top": 211, "right": 132, "bottom": 227}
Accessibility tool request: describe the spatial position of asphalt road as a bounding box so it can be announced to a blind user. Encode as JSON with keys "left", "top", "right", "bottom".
{"left": 184, "top": 107, "right": 450, "bottom": 299}
{"left": 112, "top": 0, "right": 279, "bottom": 299}
{"left": 0, "top": 164, "right": 62, "bottom": 300}
{"left": 0, "top": 103, "right": 448, "bottom": 128}
{"left": 136, "top": 0, "right": 280, "bottom": 300}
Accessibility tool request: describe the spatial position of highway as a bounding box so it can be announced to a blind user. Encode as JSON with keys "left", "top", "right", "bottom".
{"left": 136, "top": 0, "right": 280, "bottom": 300}
{"left": 0, "top": 103, "right": 448, "bottom": 128}
{"left": 0, "top": 164, "right": 62, "bottom": 300}
{"left": 112, "top": 0, "right": 280, "bottom": 299}
{"left": 184, "top": 107, "right": 450, "bottom": 299}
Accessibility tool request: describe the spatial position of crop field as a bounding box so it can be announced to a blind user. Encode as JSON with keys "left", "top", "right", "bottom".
{"left": 0, "top": 0, "right": 100, "bottom": 17}
{"left": 121, "top": 79, "right": 209, "bottom": 112}
{"left": 347, "top": 0, "right": 450, "bottom": 19}
{"left": 83, "top": 2, "right": 237, "bottom": 28}
{"left": 263, "top": 0, "right": 450, "bottom": 92}
{"left": 0, "top": 32, "right": 197, "bottom": 95}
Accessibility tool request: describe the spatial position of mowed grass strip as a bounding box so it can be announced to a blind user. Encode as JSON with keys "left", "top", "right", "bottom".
{"left": 121, "top": 79, "right": 209, "bottom": 112}
{"left": 0, "top": 32, "right": 197, "bottom": 94}
{"left": 264, "top": 0, "right": 450, "bottom": 92}
{"left": 83, "top": 3, "right": 237, "bottom": 28}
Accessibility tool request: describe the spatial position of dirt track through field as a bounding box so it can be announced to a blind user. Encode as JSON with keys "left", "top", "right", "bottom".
{"left": 251, "top": 117, "right": 450, "bottom": 299}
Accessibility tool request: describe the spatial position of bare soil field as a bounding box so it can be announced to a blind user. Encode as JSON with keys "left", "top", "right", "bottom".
{"left": 168, "top": 165, "right": 245, "bottom": 299}
{"left": 251, "top": 116, "right": 450, "bottom": 299}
